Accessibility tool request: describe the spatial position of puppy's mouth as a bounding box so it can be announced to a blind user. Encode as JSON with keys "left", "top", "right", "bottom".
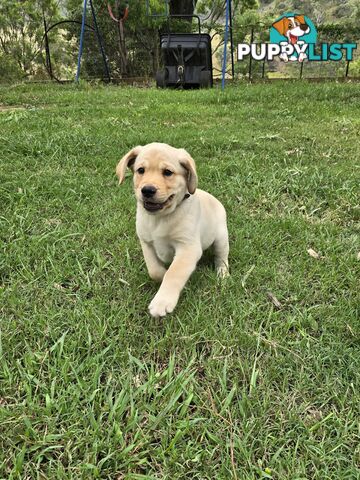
{"left": 289, "top": 33, "right": 298, "bottom": 44}
{"left": 143, "top": 194, "right": 175, "bottom": 212}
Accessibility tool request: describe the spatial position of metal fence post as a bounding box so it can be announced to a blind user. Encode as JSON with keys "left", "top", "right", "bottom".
{"left": 248, "top": 27, "right": 254, "bottom": 81}
{"left": 345, "top": 60, "right": 350, "bottom": 78}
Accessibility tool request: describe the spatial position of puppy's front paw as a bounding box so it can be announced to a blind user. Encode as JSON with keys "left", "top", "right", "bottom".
{"left": 148, "top": 293, "right": 178, "bottom": 318}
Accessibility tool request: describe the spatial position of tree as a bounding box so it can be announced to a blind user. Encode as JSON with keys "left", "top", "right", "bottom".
{"left": 169, "top": 0, "right": 198, "bottom": 16}
{"left": 0, "top": 0, "right": 59, "bottom": 78}
{"left": 63, "top": 0, "right": 168, "bottom": 78}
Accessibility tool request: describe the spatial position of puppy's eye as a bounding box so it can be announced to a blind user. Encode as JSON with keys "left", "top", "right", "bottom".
{"left": 163, "top": 169, "right": 173, "bottom": 177}
{"left": 137, "top": 167, "right": 145, "bottom": 174}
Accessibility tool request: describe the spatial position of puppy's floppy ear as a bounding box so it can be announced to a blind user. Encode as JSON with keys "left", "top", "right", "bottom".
{"left": 116, "top": 146, "right": 142, "bottom": 184}
{"left": 295, "top": 14, "right": 306, "bottom": 24}
{"left": 272, "top": 17, "right": 288, "bottom": 36}
{"left": 178, "top": 148, "right": 198, "bottom": 194}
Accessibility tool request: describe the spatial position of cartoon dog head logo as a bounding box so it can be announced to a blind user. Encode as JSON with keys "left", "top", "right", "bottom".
{"left": 270, "top": 13, "right": 317, "bottom": 62}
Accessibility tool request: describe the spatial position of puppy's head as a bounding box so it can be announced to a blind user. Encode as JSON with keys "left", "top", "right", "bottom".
{"left": 116, "top": 142, "right": 197, "bottom": 214}
{"left": 272, "top": 15, "right": 310, "bottom": 43}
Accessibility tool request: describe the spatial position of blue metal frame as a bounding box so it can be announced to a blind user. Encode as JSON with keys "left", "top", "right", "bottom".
{"left": 221, "top": 0, "right": 230, "bottom": 90}
{"left": 76, "top": 0, "right": 88, "bottom": 82}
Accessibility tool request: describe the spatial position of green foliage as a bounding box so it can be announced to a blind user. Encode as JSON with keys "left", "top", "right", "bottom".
{"left": 349, "top": 58, "right": 360, "bottom": 75}
{"left": 0, "top": 0, "right": 60, "bottom": 78}
{"left": 58, "top": 0, "right": 171, "bottom": 78}
{"left": 318, "top": 23, "right": 360, "bottom": 43}
{"left": 258, "top": 0, "right": 360, "bottom": 25}
{"left": 0, "top": 53, "right": 24, "bottom": 81}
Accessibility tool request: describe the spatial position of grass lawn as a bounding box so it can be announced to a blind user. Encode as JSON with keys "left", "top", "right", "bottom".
{"left": 0, "top": 81, "right": 359, "bottom": 479}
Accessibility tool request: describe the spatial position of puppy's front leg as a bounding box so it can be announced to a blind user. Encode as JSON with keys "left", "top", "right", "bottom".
{"left": 149, "top": 244, "right": 202, "bottom": 318}
{"left": 140, "top": 240, "right": 167, "bottom": 282}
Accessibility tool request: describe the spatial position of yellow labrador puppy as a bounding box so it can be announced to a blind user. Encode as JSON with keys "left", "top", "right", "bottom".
{"left": 116, "top": 142, "right": 229, "bottom": 318}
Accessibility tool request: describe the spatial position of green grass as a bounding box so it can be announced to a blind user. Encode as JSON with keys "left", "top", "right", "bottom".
{"left": 0, "top": 81, "right": 359, "bottom": 479}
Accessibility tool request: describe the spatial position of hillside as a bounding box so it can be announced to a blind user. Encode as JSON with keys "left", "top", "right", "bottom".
{"left": 258, "top": 0, "right": 360, "bottom": 25}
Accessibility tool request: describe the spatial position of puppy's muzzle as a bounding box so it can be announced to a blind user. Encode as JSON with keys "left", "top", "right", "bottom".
{"left": 143, "top": 193, "right": 175, "bottom": 213}
{"left": 141, "top": 185, "right": 157, "bottom": 198}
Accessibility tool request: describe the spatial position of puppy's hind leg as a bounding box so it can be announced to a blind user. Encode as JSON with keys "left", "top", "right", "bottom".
{"left": 140, "top": 240, "right": 167, "bottom": 282}
{"left": 214, "top": 228, "right": 229, "bottom": 278}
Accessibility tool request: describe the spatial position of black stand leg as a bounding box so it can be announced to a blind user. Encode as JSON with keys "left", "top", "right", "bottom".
{"left": 43, "top": 15, "right": 53, "bottom": 80}
{"left": 89, "top": 0, "right": 111, "bottom": 82}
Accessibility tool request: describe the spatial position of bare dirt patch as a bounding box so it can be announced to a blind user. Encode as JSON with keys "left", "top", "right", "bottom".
{"left": 0, "top": 105, "right": 27, "bottom": 111}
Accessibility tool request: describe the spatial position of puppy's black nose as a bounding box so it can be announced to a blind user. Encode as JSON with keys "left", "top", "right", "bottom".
{"left": 141, "top": 185, "right": 157, "bottom": 198}
{"left": 300, "top": 23, "right": 308, "bottom": 31}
